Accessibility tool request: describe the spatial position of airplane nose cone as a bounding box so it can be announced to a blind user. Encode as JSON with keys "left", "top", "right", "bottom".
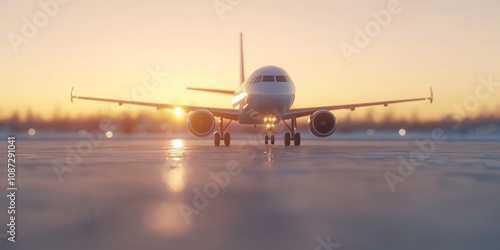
{"left": 247, "top": 94, "right": 295, "bottom": 115}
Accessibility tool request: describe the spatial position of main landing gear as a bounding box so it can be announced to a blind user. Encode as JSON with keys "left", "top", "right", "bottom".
{"left": 214, "top": 118, "right": 232, "bottom": 146}
{"left": 283, "top": 117, "right": 301, "bottom": 146}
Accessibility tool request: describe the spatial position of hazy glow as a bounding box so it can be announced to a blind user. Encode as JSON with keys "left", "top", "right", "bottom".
{"left": 142, "top": 202, "right": 190, "bottom": 238}
{"left": 366, "top": 129, "right": 376, "bottom": 136}
{"left": 162, "top": 166, "right": 186, "bottom": 193}
{"left": 1, "top": 0, "right": 499, "bottom": 122}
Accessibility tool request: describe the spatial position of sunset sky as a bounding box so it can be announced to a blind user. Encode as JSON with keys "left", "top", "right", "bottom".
{"left": 1, "top": 0, "right": 499, "bottom": 122}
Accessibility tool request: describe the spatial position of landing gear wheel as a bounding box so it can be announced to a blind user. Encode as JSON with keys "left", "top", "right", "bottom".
{"left": 214, "top": 132, "right": 221, "bottom": 146}
{"left": 265, "top": 135, "right": 269, "bottom": 145}
{"left": 224, "top": 132, "right": 231, "bottom": 146}
{"left": 294, "top": 132, "right": 301, "bottom": 146}
{"left": 270, "top": 135, "right": 275, "bottom": 145}
{"left": 284, "top": 132, "right": 291, "bottom": 146}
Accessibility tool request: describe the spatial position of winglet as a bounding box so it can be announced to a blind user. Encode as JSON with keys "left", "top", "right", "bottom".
{"left": 71, "top": 86, "right": 75, "bottom": 103}
{"left": 429, "top": 87, "right": 433, "bottom": 104}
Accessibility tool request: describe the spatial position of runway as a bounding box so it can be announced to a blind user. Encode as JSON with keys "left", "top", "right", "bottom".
{"left": 1, "top": 138, "right": 500, "bottom": 250}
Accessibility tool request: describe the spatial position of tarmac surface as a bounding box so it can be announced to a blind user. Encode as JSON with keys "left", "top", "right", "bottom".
{"left": 1, "top": 138, "right": 500, "bottom": 250}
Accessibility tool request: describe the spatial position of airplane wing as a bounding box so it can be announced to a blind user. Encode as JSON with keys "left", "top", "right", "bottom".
{"left": 186, "top": 87, "right": 235, "bottom": 95}
{"left": 282, "top": 87, "right": 433, "bottom": 119}
{"left": 70, "top": 87, "right": 239, "bottom": 120}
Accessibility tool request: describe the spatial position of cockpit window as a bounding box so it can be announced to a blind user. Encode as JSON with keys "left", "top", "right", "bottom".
{"left": 251, "top": 75, "right": 289, "bottom": 83}
{"left": 262, "top": 75, "right": 275, "bottom": 82}
{"left": 275, "top": 75, "right": 288, "bottom": 82}
{"left": 251, "top": 75, "right": 262, "bottom": 84}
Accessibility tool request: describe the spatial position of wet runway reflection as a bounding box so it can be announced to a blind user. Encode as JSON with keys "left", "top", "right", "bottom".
{"left": 264, "top": 146, "right": 275, "bottom": 167}
{"left": 163, "top": 139, "right": 189, "bottom": 193}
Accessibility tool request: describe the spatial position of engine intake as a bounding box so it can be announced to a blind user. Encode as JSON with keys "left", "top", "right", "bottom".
{"left": 188, "top": 109, "right": 216, "bottom": 137}
{"left": 308, "top": 110, "right": 337, "bottom": 137}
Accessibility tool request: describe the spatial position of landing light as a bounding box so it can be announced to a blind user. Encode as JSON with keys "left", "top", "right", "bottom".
{"left": 264, "top": 116, "right": 276, "bottom": 123}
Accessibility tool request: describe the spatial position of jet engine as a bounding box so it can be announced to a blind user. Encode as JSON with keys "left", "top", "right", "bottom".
{"left": 188, "top": 109, "right": 216, "bottom": 137}
{"left": 308, "top": 110, "right": 337, "bottom": 137}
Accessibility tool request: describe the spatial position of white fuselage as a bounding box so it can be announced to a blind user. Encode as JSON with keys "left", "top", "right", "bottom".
{"left": 231, "top": 66, "right": 296, "bottom": 125}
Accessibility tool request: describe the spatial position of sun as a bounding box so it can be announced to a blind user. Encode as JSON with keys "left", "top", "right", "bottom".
{"left": 174, "top": 107, "right": 183, "bottom": 117}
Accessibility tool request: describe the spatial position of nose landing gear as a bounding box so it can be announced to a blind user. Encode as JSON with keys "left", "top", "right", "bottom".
{"left": 264, "top": 116, "right": 276, "bottom": 145}
{"left": 265, "top": 134, "right": 275, "bottom": 145}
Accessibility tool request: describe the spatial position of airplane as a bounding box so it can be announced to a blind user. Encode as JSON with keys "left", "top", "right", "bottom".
{"left": 71, "top": 33, "right": 433, "bottom": 146}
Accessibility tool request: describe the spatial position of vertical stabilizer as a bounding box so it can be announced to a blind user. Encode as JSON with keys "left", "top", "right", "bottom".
{"left": 240, "top": 32, "right": 245, "bottom": 85}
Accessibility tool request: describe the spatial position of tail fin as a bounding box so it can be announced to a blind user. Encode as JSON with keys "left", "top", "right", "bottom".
{"left": 240, "top": 32, "right": 245, "bottom": 85}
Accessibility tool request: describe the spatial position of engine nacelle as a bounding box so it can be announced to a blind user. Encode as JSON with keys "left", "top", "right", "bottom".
{"left": 188, "top": 109, "right": 216, "bottom": 137}
{"left": 308, "top": 110, "right": 337, "bottom": 137}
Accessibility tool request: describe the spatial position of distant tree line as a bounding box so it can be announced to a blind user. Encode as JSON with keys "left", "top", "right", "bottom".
{"left": 1, "top": 109, "right": 499, "bottom": 135}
